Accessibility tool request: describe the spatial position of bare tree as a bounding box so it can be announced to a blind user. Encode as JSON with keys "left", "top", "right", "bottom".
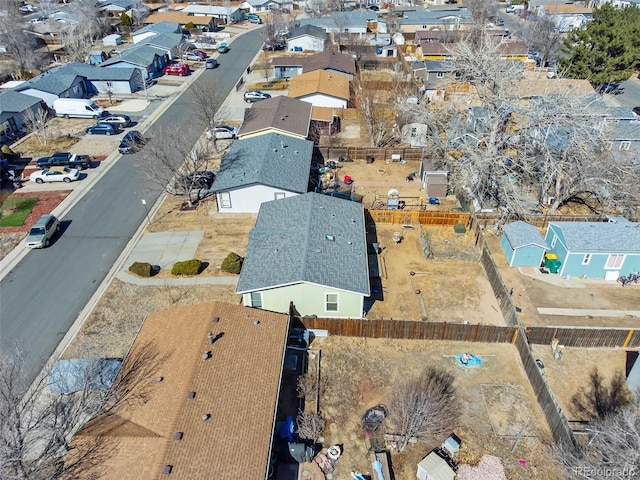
{"left": 257, "top": 51, "right": 272, "bottom": 84}
{"left": 296, "top": 373, "right": 318, "bottom": 399}
{"left": 296, "top": 410, "right": 325, "bottom": 444}
{"left": 556, "top": 399, "right": 640, "bottom": 479}
{"left": 396, "top": 28, "right": 640, "bottom": 217}
{"left": 190, "top": 75, "right": 227, "bottom": 152}
{"left": 388, "top": 366, "right": 458, "bottom": 453}
{"left": 0, "top": 343, "right": 163, "bottom": 480}
{"left": 572, "top": 368, "right": 633, "bottom": 421}
{"left": 0, "top": 14, "right": 48, "bottom": 77}
{"left": 22, "top": 106, "right": 51, "bottom": 146}
{"left": 58, "top": 2, "right": 107, "bottom": 62}
{"left": 512, "top": 16, "right": 563, "bottom": 67}
{"left": 352, "top": 76, "right": 398, "bottom": 147}
{"left": 137, "top": 126, "right": 217, "bottom": 207}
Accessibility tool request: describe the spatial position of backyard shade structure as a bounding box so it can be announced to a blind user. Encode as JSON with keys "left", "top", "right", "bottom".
{"left": 500, "top": 221, "right": 549, "bottom": 267}
{"left": 544, "top": 221, "right": 640, "bottom": 279}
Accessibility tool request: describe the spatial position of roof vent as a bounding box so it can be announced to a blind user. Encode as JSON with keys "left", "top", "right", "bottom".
{"left": 162, "top": 465, "right": 173, "bottom": 475}
{"left": 208, "top": 331, "right": 214, "bottom": 344}
{"left": 173, "top": 432, "right": 184, "bottom": 440}
{"left": 325, "top": 234, "right": 335, "bottom": 241}
{"left": 212, "top": 316, "right": 220, "bottom": 322}
{"left": 156, "top": 376, "right": 164, "bottom": 382}
{"left": 202, "top": 413, "right": 211, "bottom": 422}
{"left": 254, "top": 320, "right": 260, "bottom": 325}
{"left": 347, "top": 241, "right": 352, "bottom": 245}
{"left": 187, "top": 391, "right": 196, "bottom": 399}
{"left": 202, "top": 351, "right": 212, "bottom": 360}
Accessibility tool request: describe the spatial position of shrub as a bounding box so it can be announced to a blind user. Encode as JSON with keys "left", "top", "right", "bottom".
{"left": 171, "top": 259, "right": 202, "bottom": 276}
{"left": 120, "top": 12, "right": 131, "bottom": 26}
{"left": 221, "top": 252, "right": 243, "bottom": 274}
{"left": 128, "top": 261, "right": 153, "bottom": 277}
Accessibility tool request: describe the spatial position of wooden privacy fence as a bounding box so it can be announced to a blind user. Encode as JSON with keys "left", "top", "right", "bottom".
{"left": 474, "top": 212, "right": 610, "bottom": 229}
{"left": 367, "top": 209, "right": 471, "bottom": 227}
{"left": 514, "top": 331, "right": 576, "bottom": 447}
{"left": 316, "top": 147, "right": 425, "bottom": 163}
{"left": 300, "top": 317, "right": 515, "bottom": 343}
{"left": 525, "top": 326, "right": 640, "bottom": 348}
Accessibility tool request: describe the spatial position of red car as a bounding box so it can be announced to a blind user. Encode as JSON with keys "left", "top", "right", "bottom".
{"left": 163, "top": 63, "right": 189, "bottom": 76}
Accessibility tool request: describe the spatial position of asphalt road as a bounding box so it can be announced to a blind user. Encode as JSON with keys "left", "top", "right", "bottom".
{"left": 0, "top": 28, "right": 263, "bottom": 383}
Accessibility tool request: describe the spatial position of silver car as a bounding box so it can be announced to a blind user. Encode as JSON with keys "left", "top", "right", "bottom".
{"left": 26, "top": 214, "right": 60, "bottom": 248}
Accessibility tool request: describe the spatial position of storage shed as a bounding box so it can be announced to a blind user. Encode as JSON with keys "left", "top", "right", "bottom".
{"left": 103, "top": 34, "right": 123, "bottom": 47}
{"left": 417, "top": 450, "right": 455, "bottom": 480}
{"left": 500, "top": 221, "right": 549, "bottom": 267}
{"left": 420, "top": 159, "right": 448, "bottom": 198}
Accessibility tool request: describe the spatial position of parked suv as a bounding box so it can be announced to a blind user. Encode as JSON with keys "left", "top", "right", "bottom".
{"left": 26, "top": 214, "right": 60, "bottom": 248}
{"left": 244, "top": 90, "right": 272, "bottom": 103}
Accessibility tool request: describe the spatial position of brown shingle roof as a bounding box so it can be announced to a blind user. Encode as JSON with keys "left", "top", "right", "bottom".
{"left": 288, "top": 70, "right": 349, "bottom": 101}
{"left": 238, "top": 96, "right": 312, "bottom": 138}
{"left": 272, "top": 51, "right": 356, "bottom": 76}
{"left": 311, "top": 106, "right": 338, "bottom": 122}
{"left": 145, "top": 11, "right": 213, "bottom": 25}
{"left": 69, "top": 302, "right": 289, "bottom": 480}
{"left": 542, "top": 4, "right": 592, "bottom": 14}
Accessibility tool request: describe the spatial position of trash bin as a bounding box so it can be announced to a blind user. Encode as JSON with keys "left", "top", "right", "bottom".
{"left": 545, "top": 252, "right": 558, "bottom": 261}
{"left": 366, "top": 154, "right": 374, "bottom": 164}
{"left": 548, "top": 259, "right": 561, "bottom": 274}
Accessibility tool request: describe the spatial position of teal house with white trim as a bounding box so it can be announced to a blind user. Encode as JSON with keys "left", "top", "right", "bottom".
{"left": 236, "top": 193, "right": 370, "bottom": 318}
{"left": 500, "top": 221, "right": 549, "bottom": 267}
{"left": 544, "top": 221, "right": 640, "bottom": 280}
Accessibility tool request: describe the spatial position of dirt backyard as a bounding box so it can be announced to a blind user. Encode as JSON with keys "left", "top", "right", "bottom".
{"left": 530, "top": 345, "right": 630, "bottom": 424}
{"left": 483, "top": 232, "right": 640, "bottom": 328}
{"left": 303, "top": 336, "right": 564, "bottom": 480}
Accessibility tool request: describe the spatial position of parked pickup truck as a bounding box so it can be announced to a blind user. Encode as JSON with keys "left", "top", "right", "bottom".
{"left": 36, "top": 152, "right": 91, "bottom": 170}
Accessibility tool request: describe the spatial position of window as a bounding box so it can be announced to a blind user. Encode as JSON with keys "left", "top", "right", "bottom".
{"left": 605, "top": 254, "right": 625, "bottom": 269}
{"left": 219, "top": 192, "right": 231, "bottom": 208}
{"left": 551, "top": 236, "right": 557, "bottom": 248}
{"left": 325, "top": 293, "right": 338, "bottom": 312}
{"left": 410, "top": 127, "right": 417, "bottom": 138}
{"left": 619, "top": 141, "right": 631, "bottom": 150}
{"left": 582, "top": 253, "right": 591, "bottom": 265}
{"left": 436, "top": 72, "right": 444, "bottom": 78}
{"left": 274, "top": 192, "right": 285, "bottom": 200}
{"left": 250, "top": 292, "right": 262, "bottom": 308}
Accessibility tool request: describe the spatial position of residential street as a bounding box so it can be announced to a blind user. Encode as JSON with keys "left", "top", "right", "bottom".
{"left": 0, "top": 28, "right": 263, "bottom": 383}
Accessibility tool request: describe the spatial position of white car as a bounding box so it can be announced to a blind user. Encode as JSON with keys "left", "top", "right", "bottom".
{"left": 28, "top": 16, "right": 47, "bottom": 24}
{"left": 19, "top": 4, "right": 37, "bottom": 13}
{"left": 206, "top": 125, "right": 238, "bottom": 140}
{"left": 30, "top": 166, "right": 80, "bottom": 184}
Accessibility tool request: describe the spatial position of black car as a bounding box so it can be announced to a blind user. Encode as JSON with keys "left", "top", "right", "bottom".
{"left": 86, "top": 122, "right": 121, "bottom": 135}
{"left": 368, "top": 4, "right": 379, "bottom": 11}
{"left": 633, "top": 106, "right": 640, "bottom": 116}
{"left": 36, "top": 152, "right": 91, "bottom": 170}
{"left": 118, "top": 130, "right": 145, "bottom": 154}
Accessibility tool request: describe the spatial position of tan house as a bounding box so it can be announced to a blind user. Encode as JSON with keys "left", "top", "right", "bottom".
{"left": 288, "top": 70, "right": 350, "bottom": 109}
{"left": 66, "top": 302, "right": 289, "bottom": 480}
{"left": 144, "top": 11, "right": 216, "bottom": 31}
{"left": 238, "top": 95, "right": 312, "bottom": 140}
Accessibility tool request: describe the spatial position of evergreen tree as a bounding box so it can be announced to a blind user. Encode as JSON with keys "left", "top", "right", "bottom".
{"left": 120, "top": 11, "right": 131, "bottom": 27}
{"left": 560, "top": 4, "right": 640, "bottom": 84}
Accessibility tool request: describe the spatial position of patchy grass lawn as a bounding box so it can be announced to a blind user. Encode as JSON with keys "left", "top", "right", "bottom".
{"left": 15, "top": 135, "right": 81, "bottom": 160}
{"left": 0, "top": 196, "right": 37, "bottom": 227}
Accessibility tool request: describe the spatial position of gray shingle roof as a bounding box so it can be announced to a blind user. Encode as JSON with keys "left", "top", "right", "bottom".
{"left": 132, "top": 21, "right": 181, "bottom": 36}
{"left": 424, "top": 60, "right": 454, "bottom": 72}
{"left": 238, "top": 96, "right": 312, "bottom": 138}
{"left": 142, "top": 32, "right": 183, "bottom": 50}
{"left": 503, "top": 221, "right": 549, "bottom": 249}
{"left": 236, "top": 192, "right": 370, "bottom": 295}
{"left": 550, "top": 221, "right": 640, "bottom": 252}
{"left": 298, "top": 11, "right": 375, "bottom": 29}
{"left": 0, "top": 90, "right": 42, "bottom": 113}
{"left": 288, "top": 24, "right": 327, "bottom": 40}
{"left": 16, "top": 70, "right": 80, "bottom": 95}
{"left": 60, "top": 62, "right": 138, "bottom": 81}
{"left": 212, "top": 133, "right": 313, "bottom": 193}
{"left": 608, "top": 120, "right": 640, "bottom": 141}
{"left": 100, "top": 45, "right": 162, "bottom": 67}
{"left": 398, "top": 10, "right": 474, "bottom": 24}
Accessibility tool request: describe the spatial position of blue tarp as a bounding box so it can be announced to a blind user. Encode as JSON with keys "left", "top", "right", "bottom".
{"left": 455, "top": 353, "right": 483, "bottom": 368}
{"left": 47, "top": 358, "right": 123, "bottom": 394}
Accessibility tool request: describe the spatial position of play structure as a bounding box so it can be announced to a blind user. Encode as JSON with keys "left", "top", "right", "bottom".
{"left": 456, "top": 353, "right": 483, "bottom": 368}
